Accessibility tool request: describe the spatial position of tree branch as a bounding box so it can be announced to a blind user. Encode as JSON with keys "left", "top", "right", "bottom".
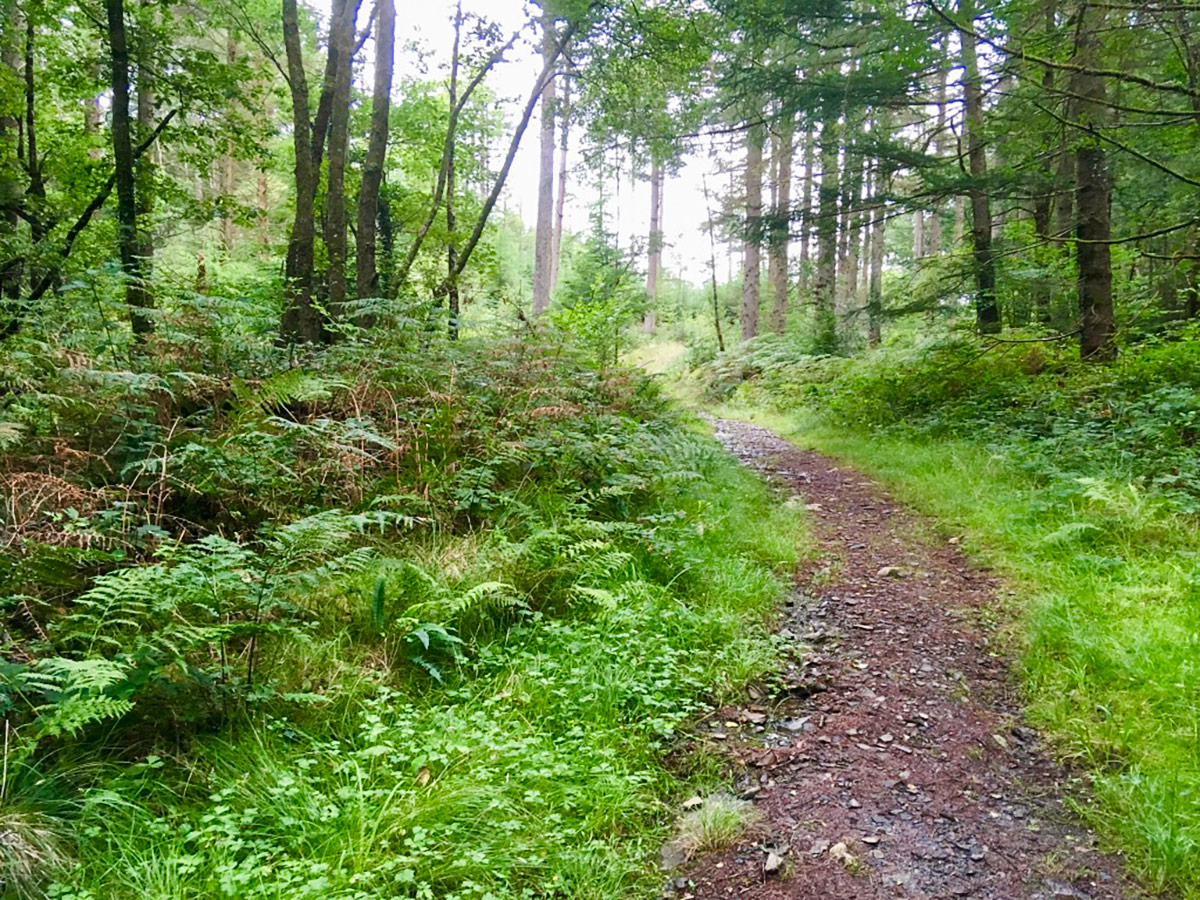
{"left": 390, "top": 28, "right": 522, "bottom": 291}
{"left": 434, "top": 18, "right": 584, "bottom": 297}
{"left": 22, "top": 109, "right": 179, "bottom": 305}
{"left": 927, "top": 0, "right": 1200, "bottom": 100}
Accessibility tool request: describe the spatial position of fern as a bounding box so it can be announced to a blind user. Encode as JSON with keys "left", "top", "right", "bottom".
{"left": 231, "top": 370, "right": 348, "bottom": 418}
{"left": 34, "top": 694, "right": 134, "bottom": 738}
{"left": 36, "top": 657, "right": 129, "bottom": 693}
{"left": 401, "top": 568, "right": 526, "bottom": 625}
{"left": 0, "top": 421, "right": 23, "bottom": 450}
{"left": 371, "top": 577, "right": 387, "bottom": 631}
{"left": 61, "top": 565, "right": 162, "bottom": 654}
{"left": 45, "top": 507, "right": 381, "bottom": 728}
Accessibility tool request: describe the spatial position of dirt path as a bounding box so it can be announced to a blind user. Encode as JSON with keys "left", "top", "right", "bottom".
{"left": 676, "top": 420, "right": 1136, "bottom": 900}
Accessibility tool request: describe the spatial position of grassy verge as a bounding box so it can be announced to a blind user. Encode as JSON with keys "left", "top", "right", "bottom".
{"left": 713, "top": 400, "right": 1200, "bottom": 896}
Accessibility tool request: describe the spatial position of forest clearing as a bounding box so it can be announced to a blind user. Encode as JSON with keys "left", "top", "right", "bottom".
{"left": 1, "top": 0, "right": 1199, "bottom": 897}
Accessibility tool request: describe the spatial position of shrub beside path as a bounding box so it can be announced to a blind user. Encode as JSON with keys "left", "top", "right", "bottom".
{"left": 677, "top": 420, "right": 1138, "bottom": 900}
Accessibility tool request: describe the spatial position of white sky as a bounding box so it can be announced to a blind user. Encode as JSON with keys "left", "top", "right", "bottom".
{"left": 365, "top": 0, "right": 737, "bottom": 285}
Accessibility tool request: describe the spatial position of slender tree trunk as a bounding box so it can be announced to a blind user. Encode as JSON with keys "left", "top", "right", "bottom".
{"left": 1032, "top": 190, "right": 1053, "bottom": 322}
{"left": 217, "top": 33, "right": 238, "bottom": 256}
{"left": 953, "top": 195, "right": 965, "bottom": 246}
{"left": 644, "top": 156, "right": 663, "bottom": 333}
{"left": 845, "top": 154, "right": 865, "bottom": 329}
{"left": 836, "top": 151, "right": 852, "bottom": 314}
{"left": 0, "top": 4, "right": 20, "bottom": 323}
{"left": 769, "top": 115, "right": 793, "bottom": 333}
{"left": 446, "top": 2, "right": 460, "bottom": 339}
{"left": 925, "top": 66, "right": 948, "bottom": 257}
{"left": 550, "top": 77, "right": 569, "bottom": 292}
{"left": 105, "top": 0, "right": 153, "bottom": 338}
{"left": 135, "top": 20, "right": 157, "bottom": 293}
{"left": 280, "top": 0, "right": 320, "bottom": 343}
{"left": 324, "top": 0, "right": 361, "bottom": 325}
{"left": 959, "top": 0, "right": 1000, "bottom": 333}
{"left": 741, "top": 121, "right": 764, "bottom": 341}
{"left": 435, "top": 19, "right": 582, "bottom": 298}
{"left": 219, "top": 142, "right": 236, "bottom": 254}
{"left": 531, "top": 9, "right": 557, "bottom": 317}
{"left": 22, "top": 11, "right": 51, "bottom": 305}
{"left": 356, "top": 0, "right": 395, "bottom": 316}
{"left": 702, "top": 174, "right": 725, "bottom": 353}
{"left": 858, "top": 168, "right": 872, "bottom": 312}
{"left": 868, "top": 171, "right": 887, "bottom": 347}
{"left": 798, "top": 125, "right": 814, "bottom": 303}
{"left": 814, "top": 117, "right": 840, "bottom": 350}
{"left": 1072, "top": 4, "right": 1114, "bottom": 361}
{"left": 23, "top": 14, "right": 43, "bottom": 249}
{"left": 1053, "top": 139, "right": 1074, "bottom": 253}
{"left": 913, "top": 210, "right": 924, "bottom": 262}
{"left": 1031, "top": 1, "right": 1058, "bottom": 326}
{"left": 256, "top": 171, "right": 270, "bottom": 257}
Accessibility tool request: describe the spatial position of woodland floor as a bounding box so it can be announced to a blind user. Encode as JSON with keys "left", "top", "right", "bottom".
{"left": 676, "top": 420, "right": 1139, "bottom": 900}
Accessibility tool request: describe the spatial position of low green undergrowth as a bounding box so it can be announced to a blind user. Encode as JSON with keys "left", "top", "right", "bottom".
{"left": 0, "top": 334, "right": 806, "bottom": 899}
{"left": 696, "top": 331, "right": 1200, "bottom": 896}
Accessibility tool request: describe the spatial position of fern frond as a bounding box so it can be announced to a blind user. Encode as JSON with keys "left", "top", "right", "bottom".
{"left": 36, "top": 658, "right": 129, "bottom": 693}
{"left": 35, "top": 695, "right": 133, "bottom": 738}
{"left": 448, "top": 581, "right": 526, "bottom": 619}
{"left": 0, "top": 421, "right": 24, "bottom": 450}
{"left": 231, "top": 370, "right": 348, "bottom": 417}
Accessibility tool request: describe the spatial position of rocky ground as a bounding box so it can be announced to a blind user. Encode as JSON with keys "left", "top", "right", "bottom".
{"left": 672, "top": 420, "right": 1137, "bottom": 900}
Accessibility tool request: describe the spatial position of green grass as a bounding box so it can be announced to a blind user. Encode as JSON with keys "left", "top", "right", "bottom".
{"left": 35, "top": 426, "right": 807, "bottom": 900}
{"left": 715, "top": 402, "right": 1200, "bottom": 896}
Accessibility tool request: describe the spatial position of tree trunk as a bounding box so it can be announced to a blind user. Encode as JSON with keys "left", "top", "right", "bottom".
{"left": 551, "top": 77, "right": 569, "bottom": 292}
{"left": 836, "top": 150, "right": 852, "bottom": 315}
{"left": 798, "top": 125, "right": 814, "bottom": 303}
{"left": 814, "top": 117, "right": 840, "bottom": 350}
{"left": 702, "top": 174, "right": 725, "bottom": 353}
{"left": 105, "top": 0, "right": 153, "bottom": 338}
{"left": 324, "top": 0, "right": 361, "bottom": 324}
{"left": 356, "top": 0, "right": 395, "bottom": 315}
{"left": 1032, "top": 1, "right": 1058, "bottom": 326}
{"left": 280, "top": 0, "right": 321, "bottom": 343}
{"left": 644, "top": 156, "right": 663, "bottom": 333}
{"left": 858, "top": 168, "right": 872, "bottom": 311}
{"left": 531, "top": 9, "right": 557, "bottom": 318}
{"left": 868, "top": 174, "right": 887, "bottom": 347}
{"left": 740, "top": 121, "right": 764, "bottom": 341}
{"left": 845, "top": 154, "right": 865, "bottom": 328}
{"left": 22, "top": 11, "right": 51, "bottom": 305}
{"left": 446, "top": 2, "right": 461, "bottom": 339}
{"left": 135, "top": 19, "right": 157, "bottom": 293}
{"left": 913, "top": 210, "right": 924, "bottom": 262}
{"left": 769, "top": 115, "right": 793, "bottom": 333}
{"left": 219, "top": 34, "right": 237, "bottom": 256}
{"left": 1072, "top": 4, "right": 1114, "bottom": 361}
{"left": 959, "top": 0, "right": 1000, "bottom": 333}
{"left": 0, "top": 4, "right": 20, "bottom": 323}
{"left": 1032, "top": 189, "right": 1053, "bottom": 322}
{"left": 925, "top": 66, "right": 948, "bottom": 257}
{"left": 435, "top": 18, "right": 582, "bottom": 298}
{"left": 1053, "top": 140, "right": 1074, "bottom": 254}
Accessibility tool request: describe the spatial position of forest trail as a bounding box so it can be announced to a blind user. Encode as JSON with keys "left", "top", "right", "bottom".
{"left": 680, "top": 420, "right": 1137, "bottom": 900}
